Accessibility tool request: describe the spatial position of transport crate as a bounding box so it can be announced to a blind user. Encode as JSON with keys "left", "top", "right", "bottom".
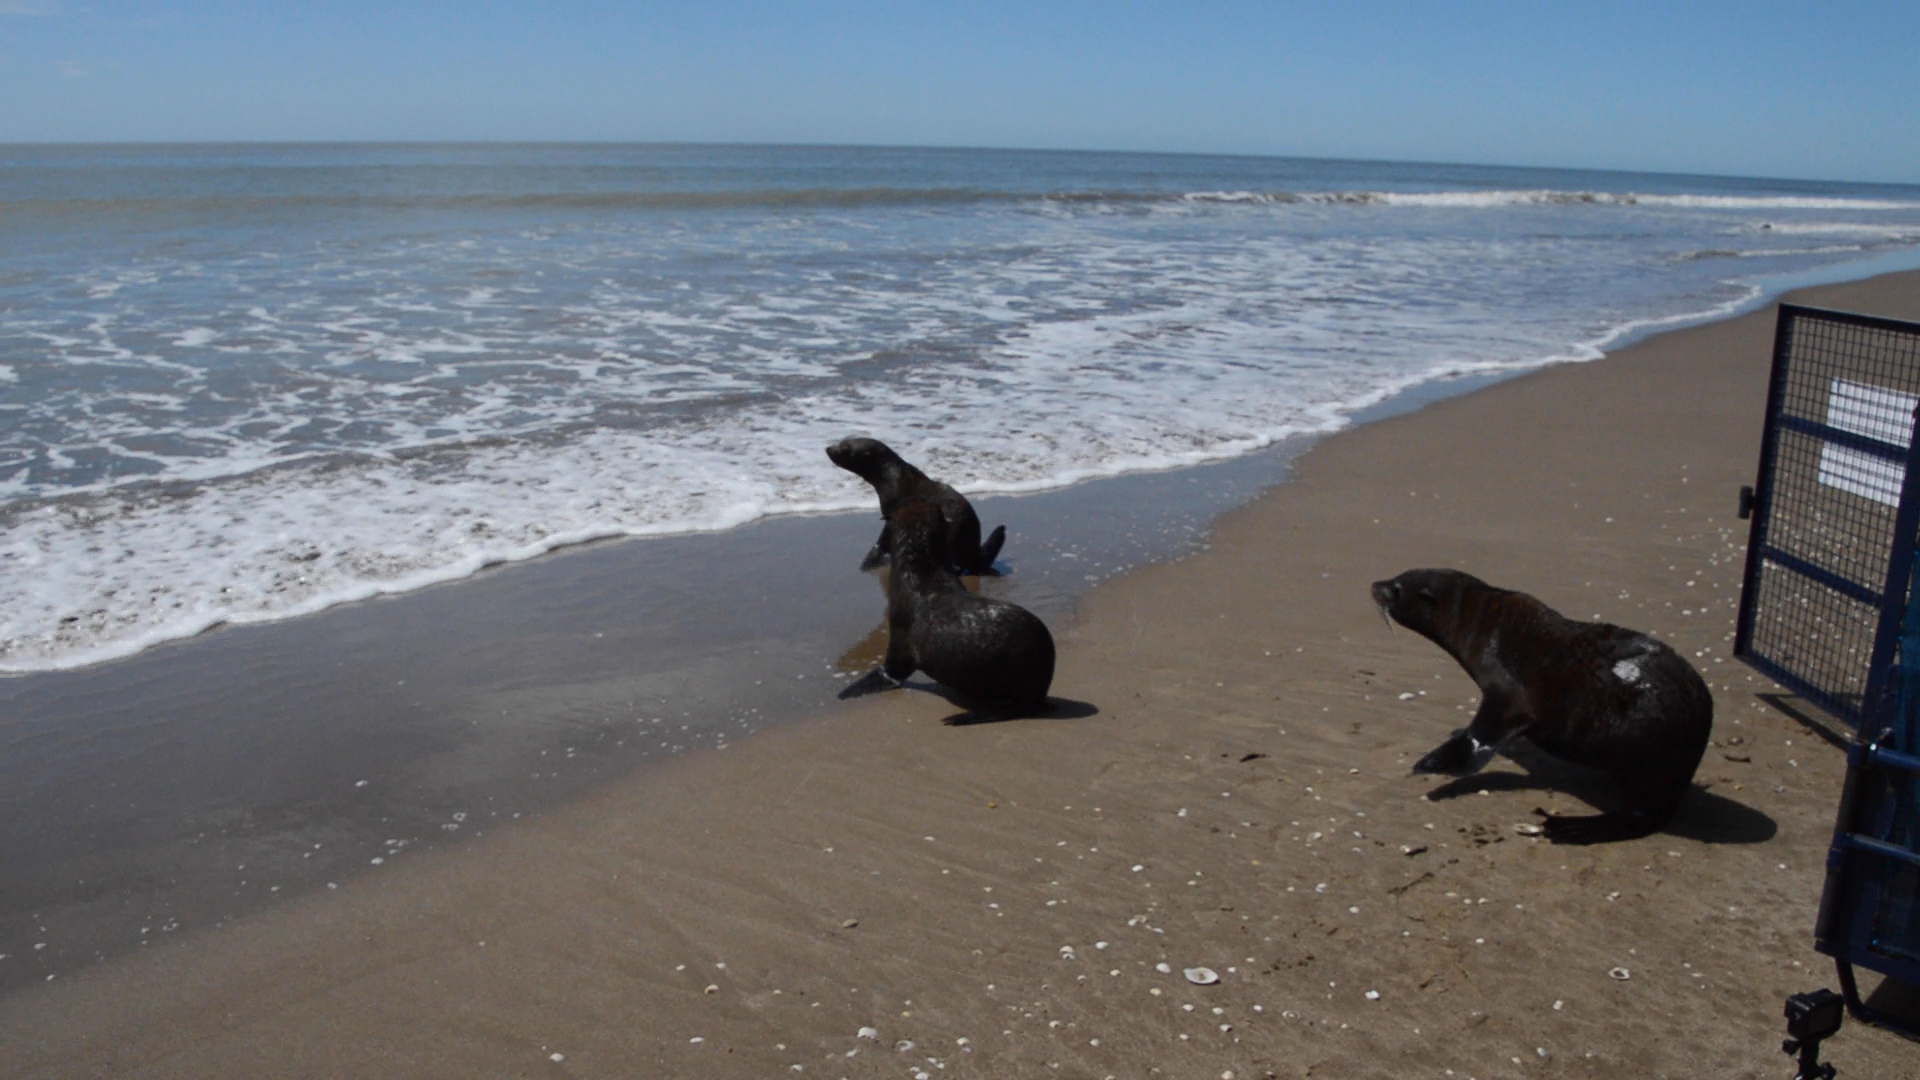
{"left": 1735, "top": 303, "right": 1920, "bottom": 1033}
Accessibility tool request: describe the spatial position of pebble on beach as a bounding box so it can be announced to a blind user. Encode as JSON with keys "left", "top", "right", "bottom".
{"left": 1185, "top": 966, "right": 1220, "bottom": 985}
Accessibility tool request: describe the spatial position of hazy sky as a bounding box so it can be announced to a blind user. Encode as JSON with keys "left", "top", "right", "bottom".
{"left": 2, "top": 1, "right": 1914, "bottom": 183}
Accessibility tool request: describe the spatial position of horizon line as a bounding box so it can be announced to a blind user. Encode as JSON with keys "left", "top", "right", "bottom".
{"left": 0, "top": 138, "right": 1911, "bottom": 190}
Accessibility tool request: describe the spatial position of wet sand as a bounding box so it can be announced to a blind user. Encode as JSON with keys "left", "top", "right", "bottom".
{"left": 5, "top": 272, "right": 1920, "bottom": 1077}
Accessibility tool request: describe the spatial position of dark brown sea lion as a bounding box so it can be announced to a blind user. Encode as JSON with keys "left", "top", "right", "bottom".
{"left": 838, "top": 499, "right": 1053, "bottom": 709}
{"left": 1370, "top": 568, "right": 1712, "bottom": 844}
{"left": 826, "top": 436, "right": 1006, "bottom": 575}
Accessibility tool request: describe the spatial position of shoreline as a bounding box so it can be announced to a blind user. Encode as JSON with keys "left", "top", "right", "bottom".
{"left": 6, "top": 270, "right": 1920, "bottom": 1076}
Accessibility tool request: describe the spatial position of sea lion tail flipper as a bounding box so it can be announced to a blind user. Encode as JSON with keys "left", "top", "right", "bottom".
{"left": 838, "top": 668, "right": 903, "bottom": 700}
{"left": 1533, "top": 807, "right": 1663, "bottom": 845}
{"left": 975, "top": 525, "right": 1006, "bottom": 572}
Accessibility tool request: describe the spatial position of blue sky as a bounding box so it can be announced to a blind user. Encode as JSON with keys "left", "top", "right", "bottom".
{"left": 1, "top": 1, "right": 1914, "bottom": 183}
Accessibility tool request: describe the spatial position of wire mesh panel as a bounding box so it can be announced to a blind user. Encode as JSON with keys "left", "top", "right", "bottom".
{"left": 1735, "top": 305, "right": 1920, "bottom": 1026}
{"left": 1736, "top": 305, "right": 1920, "bottom": 727}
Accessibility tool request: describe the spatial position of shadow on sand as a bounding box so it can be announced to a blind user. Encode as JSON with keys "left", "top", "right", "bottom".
{"left": 832, "top": 671, "right": 1099, "bottom": 726}
{"left": 1859, "top": 968, "right": 1920, "bottom": 1038}
{"left": 1419, "top": 741, "right": 1776, "bottom": 845}
{"left": 1757, "top": 692, "right": 1853, "bottom": 751}
{"left": 939, "top": 694, "right": 1100, "bottom": 727}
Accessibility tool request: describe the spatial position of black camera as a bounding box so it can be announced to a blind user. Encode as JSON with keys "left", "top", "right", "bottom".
{"left": 1783, "top": 988, "right": 1843, "bottom": 1080}
{"left": 1786, "top": 989, "right": 1845, "bottom": 1042}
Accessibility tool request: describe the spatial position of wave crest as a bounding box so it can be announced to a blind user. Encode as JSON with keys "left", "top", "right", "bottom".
{"left": 11, "top": 186, "right": 1919, "bottom": 217}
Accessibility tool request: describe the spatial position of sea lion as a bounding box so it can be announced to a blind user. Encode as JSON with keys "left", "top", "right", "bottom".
{"left": 838, "top": 499, "right": 1053, "bottom": 709}
{"left": 826, "top": 436, "right": 1006, "bottom": 575}
{"left": 1371, "top": 568, "right": 1712, "bottom": 844}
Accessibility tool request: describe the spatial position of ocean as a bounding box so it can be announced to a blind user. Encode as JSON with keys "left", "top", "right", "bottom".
{"left": 4, "top": 142, "right": 1919, "bottom": 673}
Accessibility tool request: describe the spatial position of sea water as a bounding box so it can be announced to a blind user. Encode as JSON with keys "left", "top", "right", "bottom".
{"left": 3, "top": 143, "right": 1919, "bottom": 672}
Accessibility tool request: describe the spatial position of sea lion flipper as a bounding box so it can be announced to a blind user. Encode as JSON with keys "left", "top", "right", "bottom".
{"left": 1414, "top": 688, "right": 1516, "bottom": 775}
{"left": 883, "top": 625, "right": 919, "bottom": 683}
{"left": 859, "top": 524, "right": 893, "bottom": 571}
{"left": 976, "top": 524, "right": 1006, "bottom": 572}
{"left": 838, "top": 668, "right": 902, "bottom": 699}
{"left": 1412, "top": 729, "right": 1494, "bottom": 776}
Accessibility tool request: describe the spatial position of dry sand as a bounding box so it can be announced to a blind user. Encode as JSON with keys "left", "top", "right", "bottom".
{"left": 6, "top": 273, "right": 1920, "bottom": 1079}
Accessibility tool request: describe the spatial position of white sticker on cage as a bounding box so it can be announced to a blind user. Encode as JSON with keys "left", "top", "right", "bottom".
{"left": 1819, "top": 379, "right": 1917, "bottom": 507}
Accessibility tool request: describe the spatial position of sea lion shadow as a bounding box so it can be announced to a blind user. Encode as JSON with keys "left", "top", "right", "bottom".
{"left": 914, "top": 683, "right": 1099, "bottom": 727}
{"left": 1666, "top": 788, "right": 1778, "bottom": 845}
{"left": 1422, "top": 743, "right": 1777, "bottom": 845}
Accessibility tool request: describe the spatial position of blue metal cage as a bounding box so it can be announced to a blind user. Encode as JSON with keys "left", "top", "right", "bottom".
{"left": 1735, "top": 303, "right": 1920, "bottom": 1033}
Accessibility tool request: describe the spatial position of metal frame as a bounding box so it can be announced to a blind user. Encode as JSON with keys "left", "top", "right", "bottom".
{"left": 1734, "top": 304, "right": 1920, "bottom": 1037}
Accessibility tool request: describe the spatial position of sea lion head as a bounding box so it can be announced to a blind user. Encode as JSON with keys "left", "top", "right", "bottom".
{"left": 825, "top": 436, "right": 902, "bottom": 483}
{"left": 1371, "top": 568, "right": 1486, "bottom": 641}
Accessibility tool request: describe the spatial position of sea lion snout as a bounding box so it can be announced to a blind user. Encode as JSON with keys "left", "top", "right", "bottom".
{"left": 826, "top": 435, "right": 900, "bottom": 485}
{"left": 824, "top": 436, "right": 867, "bottom": 470}
{"left": 1371, "top": 569, "right": 1444, "bottom": 626}
{"left": 1370, "top": 578, "right": 1402, "bottom": 629}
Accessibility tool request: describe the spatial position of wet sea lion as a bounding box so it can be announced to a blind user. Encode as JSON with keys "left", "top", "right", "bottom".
{"left": 826, "top": 436, "right": 1006, "bottom": 575}
{"left": 839, "top": 499, "right": 1053, "bottom": 709}
{"left": 1370, "top": 568, "right": 1712, "bottom": 844}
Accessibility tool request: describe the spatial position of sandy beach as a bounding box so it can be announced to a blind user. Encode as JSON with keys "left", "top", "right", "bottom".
{"left": 7, "top": 271, "right": 1920, "bottom": 1078}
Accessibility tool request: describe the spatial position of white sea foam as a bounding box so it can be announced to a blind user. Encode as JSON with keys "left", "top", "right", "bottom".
{"left": 0, "top": 287, "right": 1712, "bottom": 673}
{"left": 1633, "top": 195, "right": 1920, "bottom": 211}
{"left": 1677, "top": 245, "right": 1870, "bottom": 261}
{"left": 1356, "top": 190, "right": 1626, "bottom": 207}
{"left": 1179, "top": 190, "right": 1920, "bottom": 211}
{"left": 1745, "top": 222, "right": 1920, "bottom": 238}
{"left": 1578, "top": 285, "right": 1764, "bottom": 356}
{"left": 1183, "top": 191, "right": 1291, "bottom": 204}
{"left": 0, "top": 344, "right": 1510, "bottom": 673}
